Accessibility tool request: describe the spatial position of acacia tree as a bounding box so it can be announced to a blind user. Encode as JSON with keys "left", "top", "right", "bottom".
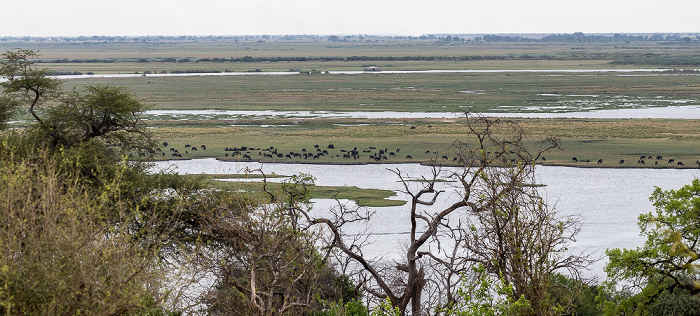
{"left": 603, "top": 179, "right": 700, "bottom": 315}
{"left": 0, "top": 49, "right": 60, "bottom": 129}
{"left": 0, "top": 49, "right": 152, "bottom": 151}
{"left": 293, "top": 114, "right": 593, "bottom": 315}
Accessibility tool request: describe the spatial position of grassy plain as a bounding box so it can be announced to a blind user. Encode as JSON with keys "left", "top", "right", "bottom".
{"left": 61, "top": 72, "right": 700, "bottom": 114}
{"left": 152, "top": 118, "right": 700, "bottom": 168}
{"left": 4, "top": 38, "right": 700, "bottom": 169}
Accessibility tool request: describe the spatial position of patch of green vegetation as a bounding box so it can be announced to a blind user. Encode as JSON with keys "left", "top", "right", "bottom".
{"left": 198, "top": 173, "right": 288, "bottom": 179}
{"left": 209, "top": 180, "right": 405, "bottom": 207}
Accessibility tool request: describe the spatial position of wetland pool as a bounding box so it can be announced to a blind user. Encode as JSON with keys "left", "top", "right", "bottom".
{"left": 152, "top": 159, "right": 700, "bottom": 278}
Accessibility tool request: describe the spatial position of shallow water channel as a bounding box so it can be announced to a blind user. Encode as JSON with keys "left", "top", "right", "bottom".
{"left": 152, "top": 159, "right": 700, "bottom": 279}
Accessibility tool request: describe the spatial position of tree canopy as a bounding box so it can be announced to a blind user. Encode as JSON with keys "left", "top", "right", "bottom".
{"left": 603, "top": 179, "right": 700, "bottom": 314}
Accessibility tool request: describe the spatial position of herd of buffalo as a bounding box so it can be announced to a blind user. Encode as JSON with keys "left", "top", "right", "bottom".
{"left": 159, "top": 142, "right": 697, "bottom": 168}
{"left": 570, "top": 155, "right": 699, "bottom": 168}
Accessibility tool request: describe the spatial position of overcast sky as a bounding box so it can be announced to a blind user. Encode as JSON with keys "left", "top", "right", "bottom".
{"left": 3, "top": 0, "right": 699, "bottom": 37}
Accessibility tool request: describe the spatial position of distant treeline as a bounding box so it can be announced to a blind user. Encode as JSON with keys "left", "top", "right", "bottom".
{"left": 38, "top": 55, "right": 571, "bottom": 64}
{"left": 36, "top": 55, "right": 700, "bottom": 67}
{"left": 479, "top": 32, "right": 698, "bottom": 43}
{"left": 4, "top": 33, "right": 699, "bottom": 44}
{"left": 610, "top": 57, "right": 700, "bottom": 66}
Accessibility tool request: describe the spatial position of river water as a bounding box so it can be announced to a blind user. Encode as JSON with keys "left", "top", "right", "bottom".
{"left": 145, "top": 105, "right": 700, "bottom": 120}
{"left": 151, "top": 159, "right": 700, "bottom": 279}
{"left": 49, "top": 68, "right": 679, "bottom": 80}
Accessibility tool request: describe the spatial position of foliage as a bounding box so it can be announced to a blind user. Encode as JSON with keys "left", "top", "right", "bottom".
{"left": 548, "top": 274, "right": 602, "bottom": 316}
{"left": 602, "top": 179, "right": 700, "bottom": 314}
{"left": 40, "top": 84, "right": 152, "bottom": 149}
{"left": 436, "top": 265, "right": 531, "bottom": 316}
{"left": 1, "top": 49, "right": 153, "bottom": 153}
{"left": 0, "top": 144, "right": 180, "bottom": 315}
{"left": 190, "top": 175, "right": 351, "bottom": 315}
{"left": 370, "top": 297, "right": 401, "bottom": 316}
{"left": 0, "top": 49, "right": 61, "bottom": 126}
{"left": 315, "top": 299, "right": 368, "bottom": 316}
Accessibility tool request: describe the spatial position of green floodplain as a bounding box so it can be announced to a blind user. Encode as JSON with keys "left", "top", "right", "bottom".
{"left": 5, "top": 37, "right": 700, "bottom": 206}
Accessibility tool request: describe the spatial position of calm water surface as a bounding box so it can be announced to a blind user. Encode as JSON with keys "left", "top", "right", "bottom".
{"left": 151, "top": 159, "right": 700, "bottom": 278}
{"left": 145, "top": 106, "right": 700, "bottom": 120}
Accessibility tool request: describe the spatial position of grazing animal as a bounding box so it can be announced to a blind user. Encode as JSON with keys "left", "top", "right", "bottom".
{"left": 668, "top": 159, "right": 675, "bottom": 164}
{"left": 619, "top": 159, "right": 625, "bottom": 164}
{"left": 572, "top": 157, "right": 578, "bottom": 162}
{"left": 162, "top": 142, "right": 168, "bottom": 147}
{"left": 406, "top": 155, "right": 413, "bottom": 159}
{"left": 597, "top": 159, "right": 603, "bottom": 164}
{"left": 677, "top": 161, "right": 684, "bottom": 166}
{"left": 656, "top": 156, "right": 663, "bottom": 160}
{"left": 410, "top": 126, "right": 416, "bottom": 129}
{"left": 542, "top": 157, "right": 546, "bottom": 161}
{"left": 201, "top": 145, "right": 206, "bottom": 150}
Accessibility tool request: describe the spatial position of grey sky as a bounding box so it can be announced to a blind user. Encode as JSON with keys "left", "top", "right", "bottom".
{"left": 3, "top": 0, "right": 699, "bottom": 36}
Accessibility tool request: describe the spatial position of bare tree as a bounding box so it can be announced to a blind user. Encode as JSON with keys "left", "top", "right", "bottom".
{"left": 293, "top": 114, "right": 594, "bottom": 315}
